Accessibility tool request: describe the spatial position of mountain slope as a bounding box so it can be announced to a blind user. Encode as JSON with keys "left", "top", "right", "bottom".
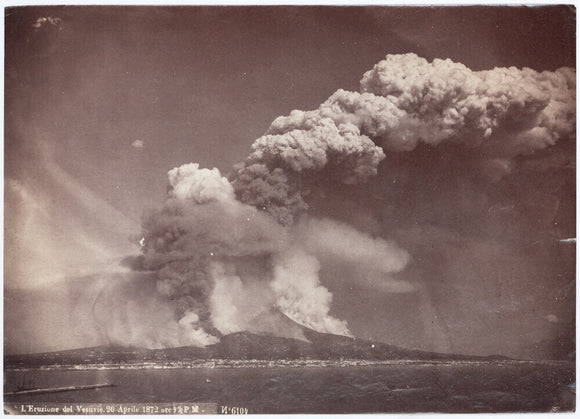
{"left": 5, "top": 309, "right": 511, "bottom": 367}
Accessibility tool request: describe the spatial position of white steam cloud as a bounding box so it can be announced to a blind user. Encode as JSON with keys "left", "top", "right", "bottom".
{"left": 91, "top": 274, "right": 220, "bottom": 348}
{"left": 270, "top": 53, "right": 574, "bottom": 155}
{"left": 209, "top": 261, "right": 275, "bottom": 335}
{"left": 168, "top": 163, "right": 235, "bottom": 203}
{"left": 297, "top": 217, "right": 410, "bottom": 274}
{"left": 270, "top": 247, "right": 351, "bottom": 336}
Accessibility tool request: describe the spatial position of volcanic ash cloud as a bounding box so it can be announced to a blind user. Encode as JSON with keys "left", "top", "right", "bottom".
{"left": 267, "top": 53, "right": 574, "bottom": 155}
{"left": 132, "top": 53, "right": 574, "bottom": 347}
{"left": 235, "top": 54, "right": 574, "bottom": 219}
{"left": 138, "top": 163, "right": 289, "bottom": 342}
{"left": 135, "top": 160, "right": 411, "bottom": 343}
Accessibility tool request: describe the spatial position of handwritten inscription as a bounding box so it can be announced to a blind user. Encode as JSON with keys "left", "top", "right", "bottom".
{"left": 220, "top": 405, "right": 249, "bottom": 414}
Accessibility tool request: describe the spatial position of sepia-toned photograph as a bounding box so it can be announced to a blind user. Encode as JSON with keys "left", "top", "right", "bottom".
{"left": 4, "top": 5, "right": 576, "bottom": 414}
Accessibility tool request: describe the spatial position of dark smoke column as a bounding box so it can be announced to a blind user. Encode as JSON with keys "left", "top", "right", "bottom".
{"left": 231, "top": 118, "right": 386, "bottom": 225}
{"left": 138, "top": 163, "right": 288, "bottom": 345}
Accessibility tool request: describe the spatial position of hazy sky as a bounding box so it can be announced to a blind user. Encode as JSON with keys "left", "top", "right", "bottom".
{"left": 4, "top": 6, "right": 576, "bottom": 358}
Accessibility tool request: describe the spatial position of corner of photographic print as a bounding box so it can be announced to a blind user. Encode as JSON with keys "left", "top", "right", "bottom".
{"left": 3, "top": 4, "right": 576, "bottom": 415}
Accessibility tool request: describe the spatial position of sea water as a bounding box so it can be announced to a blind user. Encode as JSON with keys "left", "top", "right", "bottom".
{"left": 4, "top": 360, "right": 574, "bottom": 413}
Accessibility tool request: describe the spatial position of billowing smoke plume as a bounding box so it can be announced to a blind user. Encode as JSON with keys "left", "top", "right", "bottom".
{"left": 270, "top": 246, "right": 351, "bottom": 336}
{"left": 91, "top": 273, "right": 221, "bottom": 348}
{"left": 133, "top": 53, "right": 574, "bottom": 347}
{"left": 138, "top": 163, "right": 397, "bottom": 342}
{"left": 232, "top": 54, "right": 574, "bottom": 223}
{"left": 231, "top": 118, "right": 386, "bottom": 226}
{"left": 269, "top": 53, "right": 574, "bottom": 155}
{"left": 138, "top": 163, "right": 288, "bottom": 343}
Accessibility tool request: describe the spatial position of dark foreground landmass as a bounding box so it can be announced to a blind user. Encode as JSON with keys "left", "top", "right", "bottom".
{"left": 6, "top": 310, "right": 514, "bottom": 369}
{"left": 4, "top": 333, "right": 510, "bottom": 369}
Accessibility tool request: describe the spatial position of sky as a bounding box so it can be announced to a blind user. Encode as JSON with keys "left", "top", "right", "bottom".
{"left": 4, "top": 5, "right": 576, "bottom": 358}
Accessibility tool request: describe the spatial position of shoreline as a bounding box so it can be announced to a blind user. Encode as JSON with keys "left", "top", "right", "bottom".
{"left": 5, "top": 358, "right": 574, "bottom": 372}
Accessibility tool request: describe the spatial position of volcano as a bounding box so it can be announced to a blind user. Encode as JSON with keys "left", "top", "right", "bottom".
{"left": 246, "top": 307, "right": 310, "bottom": 342}
{"left": 210, "top": 308, "right": 503, "bottom": 361}
{"left": 5, "top": 308, "right": 510, "bottom": 368}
